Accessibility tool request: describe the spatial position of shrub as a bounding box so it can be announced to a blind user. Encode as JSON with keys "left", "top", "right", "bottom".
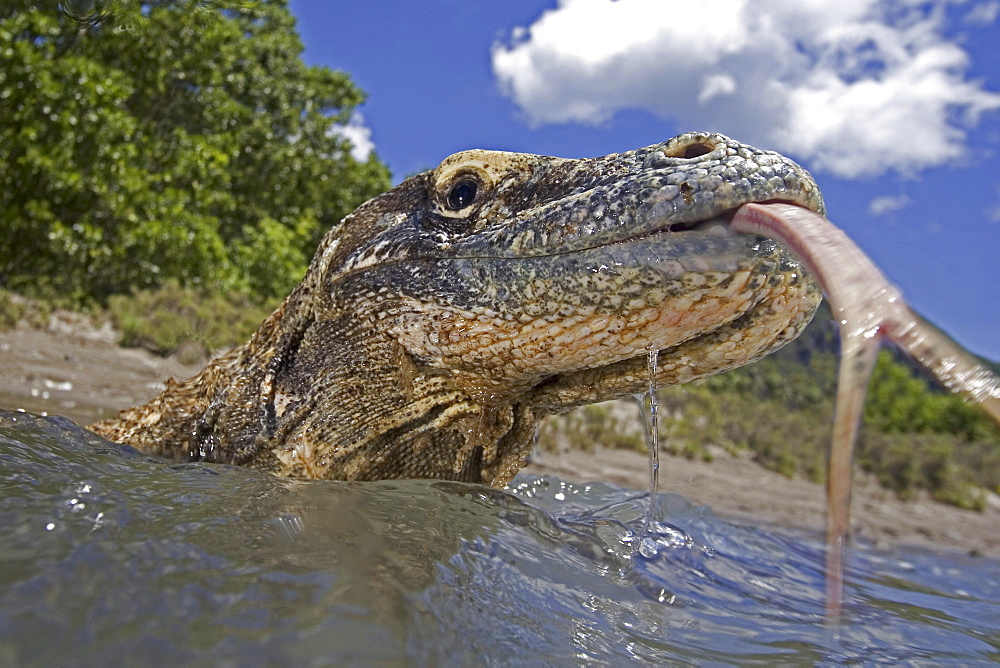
{"left": 107, "top": 282, "right": 276, "bottom": 356}
{"left": 0, "top": 290, "right": 26, "bottom": 330}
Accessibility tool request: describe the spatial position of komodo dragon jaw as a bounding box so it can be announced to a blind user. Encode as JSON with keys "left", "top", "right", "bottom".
{"left": 90, "top": 132, "right": 824, "bottom": 485}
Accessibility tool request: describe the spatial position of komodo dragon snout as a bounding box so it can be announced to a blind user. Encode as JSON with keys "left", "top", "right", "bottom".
{"left": 91, "top": 132, "right": 824, "bottom": 485}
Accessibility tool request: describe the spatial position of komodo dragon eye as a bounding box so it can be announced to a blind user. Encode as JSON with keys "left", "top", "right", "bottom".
{"left": 445, "top": 177, "right": 479, "bottom": 211}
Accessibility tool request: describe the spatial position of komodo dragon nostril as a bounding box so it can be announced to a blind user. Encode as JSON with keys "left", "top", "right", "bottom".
{"left": 681, "top": 142, "right": 713, "bottom": 158}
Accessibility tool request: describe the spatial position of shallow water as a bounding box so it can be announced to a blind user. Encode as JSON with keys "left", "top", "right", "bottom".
{"left": 2, "top": 411, "right": 999, "bottom": 665}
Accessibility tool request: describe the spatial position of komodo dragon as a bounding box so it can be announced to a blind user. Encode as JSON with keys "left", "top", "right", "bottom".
{"left": 90, "top": 132, "right": 824, "bottom": 485}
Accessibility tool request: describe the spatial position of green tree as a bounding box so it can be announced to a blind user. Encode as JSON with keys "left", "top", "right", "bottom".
{"left": 0, "top": 0, "right": 391, "bottom": 303}
{"left": 864, "top": 349, "right": 1000, "bottom": 441}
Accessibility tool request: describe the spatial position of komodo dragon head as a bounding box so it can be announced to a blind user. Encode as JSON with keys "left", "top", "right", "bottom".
{"left": 91, "top": 132, "right": 824, "bottom": 485}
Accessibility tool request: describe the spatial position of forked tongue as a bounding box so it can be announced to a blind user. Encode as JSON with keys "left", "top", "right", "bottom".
{"left": 731, "top": 202, "right": 1000, "bottom": 623}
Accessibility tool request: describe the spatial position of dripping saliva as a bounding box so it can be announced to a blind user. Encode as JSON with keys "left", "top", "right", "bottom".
{"left": 632, "top": 347, "right": 661, "bottom": 540}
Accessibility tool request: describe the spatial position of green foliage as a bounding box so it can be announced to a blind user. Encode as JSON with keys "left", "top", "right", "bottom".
{"left": 864, "top": 349, "right": 1000, "bottom": 442}
{"left": 107, "top": 282, "right": 276, "bottom": 355}
{"left": 0, "top": 289, "right": 54, "bottom": 329}
{"left": 0, "top": 290, "right": 27, "bottom": 330}
{"left": 856, "top": 432, "right": 989, "bottom": 510}
{"left": 539, "top": 403, "right": 644, "bottom": 454}
{"left": 0, "top": 1, "right": 391, "bottom": 304}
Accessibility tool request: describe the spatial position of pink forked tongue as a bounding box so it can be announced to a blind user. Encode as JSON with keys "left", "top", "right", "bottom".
{"left": 732, "top": 202, "right": 1000, "bottom": 622}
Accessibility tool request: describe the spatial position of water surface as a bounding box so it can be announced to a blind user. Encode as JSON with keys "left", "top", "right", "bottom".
{"left": 1, "top": 411, "right": 998, "bottom": 664}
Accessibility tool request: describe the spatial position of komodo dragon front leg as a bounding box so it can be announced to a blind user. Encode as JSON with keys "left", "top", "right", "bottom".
{"left": 90, "top": 132, "right": 824, "bottom": 485}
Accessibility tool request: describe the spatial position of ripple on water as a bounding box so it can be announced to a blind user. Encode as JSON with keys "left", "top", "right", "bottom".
{"left": 0, "top": 411, "right": 999, "bottom": 664}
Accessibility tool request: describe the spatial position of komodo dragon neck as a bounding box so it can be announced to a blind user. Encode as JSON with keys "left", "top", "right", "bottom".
{"left": 91, "top": 132, "right": 824, "bottom": 486}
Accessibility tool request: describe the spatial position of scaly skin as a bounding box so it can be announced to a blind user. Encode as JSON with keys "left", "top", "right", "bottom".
{"left": 90, "top": 132, "right": 824, "bottom": 485}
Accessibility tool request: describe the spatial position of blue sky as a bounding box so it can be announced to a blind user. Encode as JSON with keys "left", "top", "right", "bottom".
{"left": 289, "top": 0, "right": 1000, "bottom": 361}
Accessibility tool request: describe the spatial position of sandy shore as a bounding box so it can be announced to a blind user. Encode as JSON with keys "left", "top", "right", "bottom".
{"left": 2, "top": 319, "right": 998, "bottom": 558}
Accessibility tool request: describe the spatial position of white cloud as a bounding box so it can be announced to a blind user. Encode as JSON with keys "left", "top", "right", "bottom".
{"left": 965, "top": 0, "right": 1000, "bottom": 24}
{"left": 868, "top": 194, "right": 911, "bottom": 215}
{"left": 331, "top": 112, "right": 375, "bottom": 162}
{"left": 492, "top": 0, "right": 1000, "bottom": 179}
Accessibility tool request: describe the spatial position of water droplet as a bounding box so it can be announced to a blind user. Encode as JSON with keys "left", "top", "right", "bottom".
{"left": 638, "top": 536, "right": 659, "bottom": 558}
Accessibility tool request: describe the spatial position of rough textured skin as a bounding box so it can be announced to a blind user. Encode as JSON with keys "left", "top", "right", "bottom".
{"left": 90, "top": 132, "right": 824, "bottom": 486}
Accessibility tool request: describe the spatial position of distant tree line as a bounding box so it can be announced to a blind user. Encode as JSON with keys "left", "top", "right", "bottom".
{"left": 0, "top": 0, "right": 391, "bottom": 305}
